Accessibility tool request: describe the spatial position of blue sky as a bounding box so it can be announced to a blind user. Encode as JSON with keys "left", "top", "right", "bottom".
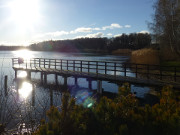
{"left": 0, "top": 0, "right": 155, "bottom": 45}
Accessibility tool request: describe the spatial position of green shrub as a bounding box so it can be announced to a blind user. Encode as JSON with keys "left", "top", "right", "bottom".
{"left": 34, "top": 85, "right": 180, "bottom": 135}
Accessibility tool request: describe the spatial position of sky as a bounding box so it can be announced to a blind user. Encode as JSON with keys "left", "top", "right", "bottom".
{"left": 0, "top": 0, "right": 155, "bottom": 46}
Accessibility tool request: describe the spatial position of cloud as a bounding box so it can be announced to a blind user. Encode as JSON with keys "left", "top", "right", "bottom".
{"left": 76, "top": 32, "right": 104, "bottom": 38}
{"left": 107, "top": 33, "right": 113, "bottom": 36}
{"left": 139, "top": 30, "right": 149, "bottom": 34}
{"left": 86, "top": 32, "right": 104, "bottom": 38}
{"left": 93, "top": 27, "right": 101, "bottom": 31}
{"left": 102, "top": 23, "right": 123, "bottom": 30}
{"left": 69, "top": 23, "right": 123, "bottom": 34}
{"left": 124, "top": 25, "right": 131, "bottom": 28}
{"left": 70, "top": 27, "right": 93, "bottom": 34}
{"left": 114, "top": 34, "right": 122, "bottom": 37}
{"left": 33, "top": 23, "right": 128, "bottom": 41}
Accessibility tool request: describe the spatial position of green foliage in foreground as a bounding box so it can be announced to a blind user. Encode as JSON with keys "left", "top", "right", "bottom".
{"left": 34, "top": 84, "right": 180, "bottom": 135}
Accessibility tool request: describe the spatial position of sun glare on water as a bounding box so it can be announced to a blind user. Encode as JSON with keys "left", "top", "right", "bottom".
{"left": 18, "top": 82, "right": 33, "bottom": 99}
{"left": 13, "top": 49, "right": 34, "bottom": 60}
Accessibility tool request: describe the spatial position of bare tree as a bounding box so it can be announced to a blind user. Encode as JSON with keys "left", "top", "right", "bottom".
{"left": 149, "top": 0, "right": 180, "bottom": 56}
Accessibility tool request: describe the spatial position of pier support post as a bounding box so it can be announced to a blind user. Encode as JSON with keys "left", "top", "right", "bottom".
{"left": 44, "top": 73, "right": 47, "bottom": 84}
{"left": 15, "top": 70, "right": 17, "bottom": 79}
{"left": 27, "top": 71, "right": 31, "bottom": 80}
{"left": 97, "top": 80, "right": 102, "bottom": 94}
{"left": 41, "top": 72, "right": 44, "bottom": 84}
{"left": 32, "top": 84, "right": 35, "bottom": 106}
{"left": 88, "top": 79, "right": 92, "bottom": 90}
{"left": 55, "top": 74, "right": 58, "bottom": 85}
{"left": 4, "top": 75, "right": 8, "bottom": 96}
{"left": 50, "top": 87, "right": 53, "bottom": 106}
{"left": 64, "top": 76, "right": 68, "bottom": 90}
{"left": 74, "top": 77, "right": 78, "bottom": 86}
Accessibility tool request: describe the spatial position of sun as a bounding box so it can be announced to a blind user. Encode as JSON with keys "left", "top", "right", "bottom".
{"left": 9, "top": 0, "right": 40, "bottom": 30}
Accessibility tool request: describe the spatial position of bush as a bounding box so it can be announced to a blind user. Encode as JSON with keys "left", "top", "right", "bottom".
{"left": 34, "top": 85, "right": 180, "bottom": 135}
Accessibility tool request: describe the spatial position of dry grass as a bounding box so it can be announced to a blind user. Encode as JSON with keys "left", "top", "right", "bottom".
{"left": 112, "top": 49, "right": 132, "bottom": 55}
{"left": 131, "top": 48, "right": 160, "bottom": 65}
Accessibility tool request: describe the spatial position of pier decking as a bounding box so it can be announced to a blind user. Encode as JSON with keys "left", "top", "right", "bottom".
{"left": 12, "top": 58, "right": 180, "bottom": 89}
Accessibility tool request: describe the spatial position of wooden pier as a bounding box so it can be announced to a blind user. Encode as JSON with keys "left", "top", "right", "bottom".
{"left": 12, "top": 58, "right": 180, "bottom": 90}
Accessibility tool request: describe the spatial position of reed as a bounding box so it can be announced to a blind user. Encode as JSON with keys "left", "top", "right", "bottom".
{"left": 131, "top": 48, "right": 160, "bottom": 65}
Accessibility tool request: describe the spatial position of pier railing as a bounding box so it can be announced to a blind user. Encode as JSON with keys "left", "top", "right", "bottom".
{"left": 12, "top": 58, "right": 180, "bottom": 82}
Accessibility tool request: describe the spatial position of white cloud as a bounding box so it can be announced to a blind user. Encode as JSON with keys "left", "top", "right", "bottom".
{"left": 102, "top": 23, "right": 123, "bottom": 30}
{"left": 114, "top": 34, "right": 122, "bottom": 37}
{"left": 93, "top": 27, "right": 101, "bottom": 31}
{"left": 124, "top": 25, "right": 131, "bottom": 28}
{"left": 70, "top": 27, "right": 92, "bottom": 34}
{"left": 107, "top": 33, "right": 113, "bottom": 36}
{"left": 69, "top": 23, "right": 123, "bottom": 35}
{"left": 139, "top": 30, "right": 149, "bottom": 34}
{"left": 86, "top": 32, "right": 104, "bottom": 38}
{"left": 76, "top": 32, "right": 104, "bottom": 38}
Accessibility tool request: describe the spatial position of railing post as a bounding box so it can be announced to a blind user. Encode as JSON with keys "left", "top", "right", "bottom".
{"left": 135, "top": 64, "right": 137, "bottom": 78}
{"left": 114, "top": 63, "right": 116, "bottom": 77}
{"left": 96, "top": 61, "right": 98, "bottom": 74}
{"left": 67, "top": 60, "right": 69, "bottom": 70}
{"left": 88, "top": 61, "right": 90, "bottom": 74}
{"left": 49, "top": 59, "right": 51, "bottom": 68}
{"left": 80, "top": 61, "right": 82, "bottom": 72}
{"left": 105, "top": 62, "right": 107, "bottom": 75}
{"left": 73, "top": 60, "right": 75, "bottom": 71}
{"left": 39, "top": 58, "right": 41, "bottom": 67}
{"left": 124, "top": 63, "right": 126, "bottom": 77}
{"left": 26, "top": 59, "right": 27, "bottom": 69}
{"left": 30, "top": 58, "right": 32, "bottom": 68}
{"left": 61, "top": 59, "right": 62, "bottom": 70}
{"left": 44, "top": 59, "right": 45, "bottom": 68}
{"left": 55, "top": 59, "right": 56, "bottom": 69}
{"left": 174, "top": 67, "right": 177, "bottom": 82}
{"left": 12, "top": 58, "right": 14, "bottom": 67}
{"left": 34, "top": 59, "right": 36, "bottom": 68}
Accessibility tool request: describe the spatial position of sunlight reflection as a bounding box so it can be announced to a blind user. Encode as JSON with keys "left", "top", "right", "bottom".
{"left": 13, "top": 49, "right": 34, "bottom": 60}
{"left": 18, "top": 82, "right": 32, "bottom": 98}
{"left": 18, "top": 71, "right": 27, "bottom": 78}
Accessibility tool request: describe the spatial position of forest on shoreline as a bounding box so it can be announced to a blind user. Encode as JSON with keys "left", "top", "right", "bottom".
{"left": 0, "top": 33, "right": 152, "bottom": 53}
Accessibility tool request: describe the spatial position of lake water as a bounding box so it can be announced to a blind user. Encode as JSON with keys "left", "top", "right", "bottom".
{"left": 0, "top": 50, "right": 152, "bottom": 132}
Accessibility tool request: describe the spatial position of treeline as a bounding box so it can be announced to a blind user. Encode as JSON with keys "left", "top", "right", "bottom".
{"left": 107, "top": 33, "right": 151, "bottom": 52}
{"left": 0, "top": 46, "right": 27, "bottom": 51}
{"left": 29, "top": 33, "right": 151, "bottom": 53}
